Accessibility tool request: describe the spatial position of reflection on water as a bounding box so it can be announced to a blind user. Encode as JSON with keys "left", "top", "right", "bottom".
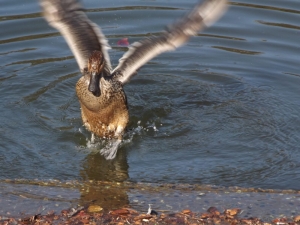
{"left": 257, "top": 20, "right": 300, "bottom": 30}
{"left": 212, "top": 46, "right": 262, "bottom": 55}
{"left": 230, "top": 2, "right": 300, "bottom": 14}
{"left": 79, "top": 149, "right": 129, "bottom": 209}
{"left": 0, "top": 0, "right": 300, "bottom": 209}
{"left": 80, "top": 146, "right": 129, "bottom": 182}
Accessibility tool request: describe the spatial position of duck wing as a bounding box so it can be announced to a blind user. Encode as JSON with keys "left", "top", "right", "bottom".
{"left": 40, "top": 0, "right": 111, "bottom": 73}
{"left": 112, "top": 0, "right": 227, "bottom": 84}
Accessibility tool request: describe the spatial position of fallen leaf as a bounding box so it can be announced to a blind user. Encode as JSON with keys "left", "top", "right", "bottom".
{"left": 110, "top": 208, "right": 130, "bottom": 216}
{"left": 134, "top": 214, "right": 153, "bottom": 221}
{"left": 201, "top": 212, "right": 212, "bottom": 219}
{"left": 181, "top": 209, "right": 191, "bottom": 214}
{"left": 224, "top": 208, "right": 241, "bottom": 216}
{"left": 87, "top": 205, "right": 103, "bottom": 213}
{"left": 294, "top": 215, "right": 300, "bottom": 222}
{"left": 207, "top": 206, "right": 220, "bottom": 215}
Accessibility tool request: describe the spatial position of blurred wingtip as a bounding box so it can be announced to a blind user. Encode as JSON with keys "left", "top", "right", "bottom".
{"left": 199, "top": 0, "right": 228, "bottom": 27}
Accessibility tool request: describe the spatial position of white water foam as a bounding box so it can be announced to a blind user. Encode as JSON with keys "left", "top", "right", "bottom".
{"left": 83, "top": 120, "right": 160, "bottom": 159}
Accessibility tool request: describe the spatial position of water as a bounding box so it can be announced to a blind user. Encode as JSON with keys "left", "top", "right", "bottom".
{"left": 1, "top": 0, "right": 300, "bottom": 205}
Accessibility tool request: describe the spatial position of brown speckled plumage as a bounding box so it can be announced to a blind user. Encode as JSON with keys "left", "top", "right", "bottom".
{"left": 76, "top": 62, "right": 129, "bottom": 138}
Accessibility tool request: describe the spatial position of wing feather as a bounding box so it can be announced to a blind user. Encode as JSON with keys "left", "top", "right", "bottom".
{"left": 40, "top": 0, "right": 111, "bottom": 73}
{"left": 112, "top": 0, "right": 228, "bottom": 84}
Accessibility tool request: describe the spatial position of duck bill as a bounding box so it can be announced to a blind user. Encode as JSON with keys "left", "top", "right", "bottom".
{"left": 88, "top": 72, "right": 101, "bottom": 97}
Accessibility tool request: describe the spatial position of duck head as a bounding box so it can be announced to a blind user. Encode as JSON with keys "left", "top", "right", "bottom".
{"left": 87, "top": 50, "right": 105, "bottom": 97}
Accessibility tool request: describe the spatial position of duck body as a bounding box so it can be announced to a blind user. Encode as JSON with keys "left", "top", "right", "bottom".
{"left": 76, "top": 75, "right": 128, "bottom": 139}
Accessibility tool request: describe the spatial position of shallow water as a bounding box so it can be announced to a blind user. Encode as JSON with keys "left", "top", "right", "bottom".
{"left": 0, "top": 0, "right": 300, "bottom": 202}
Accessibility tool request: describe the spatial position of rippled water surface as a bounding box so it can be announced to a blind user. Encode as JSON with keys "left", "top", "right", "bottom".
{"left": 1, "top": 0, "right": 300, "bottom": 196}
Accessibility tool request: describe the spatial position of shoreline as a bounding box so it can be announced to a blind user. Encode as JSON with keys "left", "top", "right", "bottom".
{"left": 1, "top": 179, "right": 300, "bottom": 224}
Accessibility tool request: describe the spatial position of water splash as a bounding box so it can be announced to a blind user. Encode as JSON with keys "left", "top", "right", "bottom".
{"left": 83, "top": 120, "right": 160, "bottom": 159}
{"left": 99, "top": 139, "right": 122, "bottom": 160}
{"left": 85, "top": 137, "right": 121, "bottom": 159}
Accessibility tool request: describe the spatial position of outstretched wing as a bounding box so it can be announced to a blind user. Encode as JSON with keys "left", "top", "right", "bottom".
{"left": 112, "top": 0, "right": 228, "bottom": 84}
{"left": 40, "top": 0, "right": 111, "bottom": 73}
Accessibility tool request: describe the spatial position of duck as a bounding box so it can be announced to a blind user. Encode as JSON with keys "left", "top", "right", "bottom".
{"left": 39, "top": 0, "right": 227, "bottom": 156}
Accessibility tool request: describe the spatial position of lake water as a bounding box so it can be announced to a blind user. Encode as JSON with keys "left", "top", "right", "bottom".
{"left": 0, "top": 0, "right": 300, "bottom": 214}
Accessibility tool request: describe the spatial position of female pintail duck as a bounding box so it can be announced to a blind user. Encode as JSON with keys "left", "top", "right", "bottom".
{"left": 40, "top": 0, "right": 227, "bottom": 147}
